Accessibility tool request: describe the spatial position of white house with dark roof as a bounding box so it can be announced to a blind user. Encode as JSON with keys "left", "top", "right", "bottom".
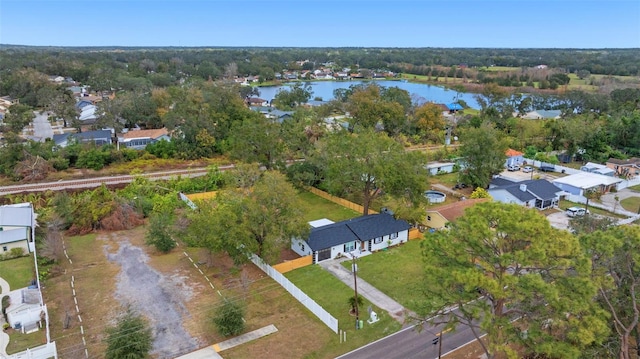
{"left": 488, "top": 177, "right": 563, "bottom": 210}
{"left": 291, "top": 214, "right": 410, "bottom": 263}
{"left": 552, "top": 172, "right": 623, "bottom": 196}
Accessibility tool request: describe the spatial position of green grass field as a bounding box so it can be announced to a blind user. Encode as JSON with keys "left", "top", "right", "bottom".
{"left": 340, "top": 239, "right": 426, "bottom": 312}
{"left": 628, "top": 184, "right": 640, "bottom": 192}
{"left": 285, "top": 265, "right": 401, "bottom": 357}
{"left": 621, "top": 197, "right": 640, "bottom": 213}
{"left": 0, "top": 255, "right": 36, "bottom": 292}
{"left": 298, "top": 190, "right": 361, "bottom": 222}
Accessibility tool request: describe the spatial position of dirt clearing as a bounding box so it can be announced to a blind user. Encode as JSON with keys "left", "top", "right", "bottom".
{"left": 105, "top": 239, "right": 199, "bottom": 358}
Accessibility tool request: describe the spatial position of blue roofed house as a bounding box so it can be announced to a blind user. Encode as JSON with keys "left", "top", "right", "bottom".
{"left": 488, "top": 177, "right": 563, "bottom": 210}
{"left": 291, "top": 214, "right": 411, "bottom": 263}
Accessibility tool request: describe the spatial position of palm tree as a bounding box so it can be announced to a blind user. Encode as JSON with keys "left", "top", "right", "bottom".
{"left": 348, "top": 295, "right": 364, "bottom": 315}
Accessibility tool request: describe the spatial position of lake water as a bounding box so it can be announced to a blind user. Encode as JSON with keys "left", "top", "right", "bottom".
{"left": 254, "top": 80, "right": 481, "bottom": 109}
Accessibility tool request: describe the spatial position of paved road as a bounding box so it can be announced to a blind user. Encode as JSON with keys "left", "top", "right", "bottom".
{"left": 32, "top": 111, "right": 54, "bottom": 141}
{"left": 337, "top": 321, "right": 482, "bottom": 359}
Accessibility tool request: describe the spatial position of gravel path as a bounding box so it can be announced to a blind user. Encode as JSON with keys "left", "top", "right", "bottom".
{"left": 106, "top": 240, "right": 199, "bottom": 358}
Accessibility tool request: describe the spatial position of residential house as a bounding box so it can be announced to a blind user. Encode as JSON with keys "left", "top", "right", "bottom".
{"left": 6, "top": 287, "right": 46, "bottom": 333}
{"left": 517, "top": 110, "right": 562, "bottom": 120}
{"left": 552, "top": 172, "right": 623, "bottom": 196}
{"left": 488, "top": 178, "right": 562, "bottom": 210}
{"left": 581, "top": 162, "right": 615, "bottom": 176}
{"left": 292, "top": 214, "right": 410, "bottom": 263}
{"left": 425, "top": 198, "right": 489, "bottom": 230}
{"left": 246, "top": 97, "right": 269, "bottom": 107}
{"left": 606, "top": 157, "right": 640, "bottom": 179}
{"left": 52, "top": 130, "right": 113, "bottom": 148}
{"left": 505, "top": 148, "right": 525, "bottom": 167}
{"left": 0, "top": 203, "right": 36, "bottom": 254}
{"left": 78, "top": 104, "right": 98, "bottom": 124}
{"left": 0, "top": 95, "right": 19, "bottom": 108}
{"left": 48, "top": 75, "right": 64, "bottom": 83}
{"left": 118, "top": 128, "right": 170, "bottom": 150}
{"left": 424, "top": 161, "right": 456, "bottom": 176}
{"left": 75, "top": 99, "right": 94, "bottom": 110}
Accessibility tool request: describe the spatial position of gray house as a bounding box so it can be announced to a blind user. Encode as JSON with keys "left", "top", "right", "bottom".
{"left": 52, "top": 130, "right": 113, "bottom": 148}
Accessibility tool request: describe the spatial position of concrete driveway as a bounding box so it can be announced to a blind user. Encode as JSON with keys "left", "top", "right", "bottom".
{"left": 32, "top": 111, "right": 54, "bottom": 141}
{"left": 547, "top": 212, "right": 570, "bottom": 230}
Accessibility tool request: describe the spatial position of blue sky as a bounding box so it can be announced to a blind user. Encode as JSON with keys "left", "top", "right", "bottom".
{"left": 1, "top": 0, "right": 639, "bottom": 48}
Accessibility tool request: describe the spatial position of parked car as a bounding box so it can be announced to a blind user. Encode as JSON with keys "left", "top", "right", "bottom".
{"left": 539, "top": 165, "right": 555, "bottom": 172}
{"left": 507, "top": 165, "right": 520, "bottom": 171}
{"left": 566, "top": 207, "right": 589, "bottom": 217}
{"left": 522, "top": 166, "right": 534, "bottom": 173}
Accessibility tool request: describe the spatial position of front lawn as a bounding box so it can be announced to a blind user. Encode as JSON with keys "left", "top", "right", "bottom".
{"left": 298, "top": 190, "right": 361, "bottom": 222}
{"left": 0, "top": 255, "right": 35, "bottom": 292}
{"left": 5, "top": 330, "right": 47, "bottom": 355}
{"left": 285, "top": 265, "right": 401, "bottom": 358}
{"left": 340, "top": 239, "right": 426, "bottom": 313}
{"left": 621, "top": 197, "right": 640, "bottom": 213}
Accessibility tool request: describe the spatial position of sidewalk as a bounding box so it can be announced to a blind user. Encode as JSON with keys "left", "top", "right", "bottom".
{"left": 318, "top": 258, "right": 414, "bottom": 325}
{"left": 175, "top": 325, "right": 278, "bottom": 359}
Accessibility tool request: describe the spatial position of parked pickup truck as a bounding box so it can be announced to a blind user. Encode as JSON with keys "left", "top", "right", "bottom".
{"left": 539, "top": 165, "right": 555, "bottom": 172}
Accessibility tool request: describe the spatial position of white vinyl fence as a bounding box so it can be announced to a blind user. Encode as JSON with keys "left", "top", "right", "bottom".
{"left": 250, "top": 254, "right": 338, "bottom": 333}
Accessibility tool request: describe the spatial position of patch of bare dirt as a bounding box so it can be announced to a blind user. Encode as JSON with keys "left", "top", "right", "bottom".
{"left": 105, "top": 239, "right": 200, "bottom": 358}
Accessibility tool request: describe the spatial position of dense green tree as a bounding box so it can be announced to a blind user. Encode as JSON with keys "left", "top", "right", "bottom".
{"left": 272, "top": 82, "right": 312, "bottom": 110}
{"left": 580, "top": 226, "right": 640, "bottom": 359}
{"left": 316, "top": 129, "right": 428, "bottom": 215}
{"left": 145, "top": 213, "right": 176, "bottom": 253}
{"left": 411, "top": 102, "right": 446, "bottom": 142}
{"left": 228, "top": 112, "right": 285, "bottom": 170}
{"left": 345, "top": 84, "right": 406, "bottom": 136}
{"left": 458, "top": 122, "right": 507, "bottom": 188}
{"left": 213, "top": 299, "right": 245, "bottom": 337}
{"left": 105, "top": 310, "right": 153, "bottom": 359}
{"left": 184, "top": 170, "right": 307, "bottom": 264}
{"left": 420, "top": 202, "right": 608, "bottom": 359}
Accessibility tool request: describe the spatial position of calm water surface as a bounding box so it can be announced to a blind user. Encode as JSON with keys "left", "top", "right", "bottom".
{"left": 255, "top": 80, "right": 481, "bottom": 109}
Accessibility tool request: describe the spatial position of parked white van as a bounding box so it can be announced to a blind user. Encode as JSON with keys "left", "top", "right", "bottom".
{"left": 566, "top": 207, "right": 589, "bottom": 217}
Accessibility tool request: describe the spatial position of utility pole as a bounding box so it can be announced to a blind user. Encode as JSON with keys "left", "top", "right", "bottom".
{"left": 438, "top": 330, "right": 442, "bottom": 359}
{"left": 351, "top": 254, "right": 359, "bottom": 329}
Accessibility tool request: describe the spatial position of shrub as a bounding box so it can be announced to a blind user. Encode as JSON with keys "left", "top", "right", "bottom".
{"left": 9, "top": 247, "right": 25, "bottom": 259}
{"left": 145, "top": 213, "right": 176, "bottom": 253}
{"left": 213, "top": 299, "right": 245, "bottom": 337}
{"left": 105, "top": 310, "right": 152, "bottom": 359}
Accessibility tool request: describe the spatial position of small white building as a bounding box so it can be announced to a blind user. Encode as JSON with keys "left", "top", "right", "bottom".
{"left": 6, "top": 288, "right": 45, "bottom": 333}
{"left": 424, "top": 162, "right": 456, "bottom": 176}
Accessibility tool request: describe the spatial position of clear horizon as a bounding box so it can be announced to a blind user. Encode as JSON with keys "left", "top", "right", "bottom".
{"left": 1, "top": 0, "right": 639, "bottom": 48}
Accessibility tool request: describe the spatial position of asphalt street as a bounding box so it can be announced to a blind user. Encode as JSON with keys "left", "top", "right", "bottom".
{"left": 32, "top": 111, "right": 54, "bottom": 141}
{"left": 337, "top": 321, "right": 481, "bottom": 359}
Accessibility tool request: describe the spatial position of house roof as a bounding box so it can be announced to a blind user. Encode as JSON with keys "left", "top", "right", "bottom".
{"left": 490, "top": 177, "right": 518, "bottom": 187}
{"left": 606, "top": 157, "right": 640, "bottom": 166}
{"left": 447, "top": 103, "right": 463, "bottom": 111}
{"left": 306, "top": 214, "right": 410, "bottom": 251}
{"left": 505, "top": 148, "right": 524, "bottom": 157}
{"left": 427, "top": 198, "right": 489, "bottom": 222}
{"left": 490, "top": 179, "right": 562, "bottom": 201}
{"left": 0, "top": 203, "right": 34, "bottom": 227}
{"left": 121, "top": 128, "right": 169, "bottom": 140}
{"left": 54, "top": 130, "right": 112, "bottom": 145}
{"left": 552, "top": 172, "right": 623, "bottom": 189}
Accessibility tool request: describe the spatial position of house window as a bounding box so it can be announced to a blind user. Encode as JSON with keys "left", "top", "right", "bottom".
{"left": 301, "top": 244, "right": 305, "bottom": 251}
{"left": 374, "top": 237, "right": 383, "bottom": 244}
{"left": 344, "top": 242, "right": 356, "bottom": 252}
{"left": 390, "top": 233, "right": 398, "bottom": 239}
